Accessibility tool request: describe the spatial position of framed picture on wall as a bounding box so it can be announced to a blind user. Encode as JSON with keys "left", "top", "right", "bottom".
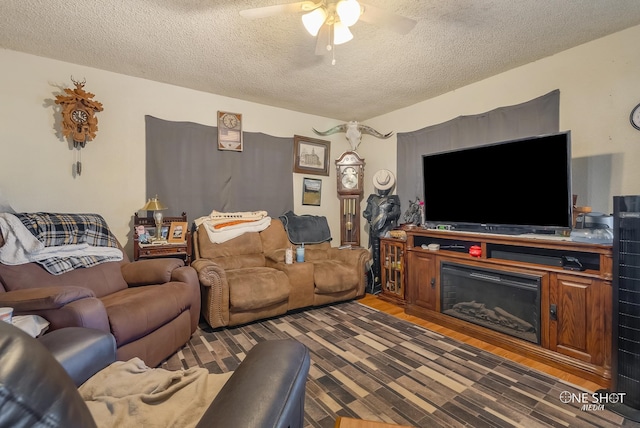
{"left": 302, "top": 177, "right": 322, "bottom": 206}
{"left": 293, "top": 135, "right": 330, "bottom": 176}
{"left": 168, "top": 221, "right": 188, "bottom": 243}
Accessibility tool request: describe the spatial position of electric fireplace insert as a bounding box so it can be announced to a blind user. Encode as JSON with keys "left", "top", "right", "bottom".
{"left": 440, "top": 262, "right": 541, "bottom": 344}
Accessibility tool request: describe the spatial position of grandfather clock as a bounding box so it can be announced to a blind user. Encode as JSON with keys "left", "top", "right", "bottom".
{"left": 335, "top": 151, "right": 365, "bottom": 246}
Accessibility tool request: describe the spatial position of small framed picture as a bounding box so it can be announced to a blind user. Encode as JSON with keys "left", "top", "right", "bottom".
{"left": 135, "top": 225, "right": 153, "bottom": 244}
{"left": 160, "top": 226, "right": 170, "bottom": 240}
{"left": 168, "top": 222, "right": 188, "bottom": 243}
{"left": 293, "top": 135, "right": 330, "bottom": 176}
{"left": 302, "top": 177, "right": 322, "bottom": 206}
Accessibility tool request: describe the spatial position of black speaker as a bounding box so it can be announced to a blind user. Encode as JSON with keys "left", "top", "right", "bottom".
{"left": 609, "top": 195, "right": 640, "bottom": 421}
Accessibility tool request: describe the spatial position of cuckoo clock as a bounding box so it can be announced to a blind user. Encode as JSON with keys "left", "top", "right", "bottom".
{"left": 55, "top": 77, "right": 103, "bottom": 175}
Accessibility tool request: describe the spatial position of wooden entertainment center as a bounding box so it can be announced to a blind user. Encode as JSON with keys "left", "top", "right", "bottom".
{"left": 404, "top": 227, "right": 613, "bottom": 388}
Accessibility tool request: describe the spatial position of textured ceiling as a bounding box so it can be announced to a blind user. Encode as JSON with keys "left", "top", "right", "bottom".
{"left": 2, "top": 1, "right": 640, "bottom": 121}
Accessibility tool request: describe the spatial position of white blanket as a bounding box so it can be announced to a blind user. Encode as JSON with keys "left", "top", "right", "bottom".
{"left": 80, "top": 358, "right": 233, "bottom": 428}
{"left": 194, "top": 209, "right": 268, "bottom": 227}
{"left": 0, "top": 212, "right": 122, "bottom": 266}
{"left": 11, "top": 315, "right": 50, "bottom": 337}
{"left": 195, "top": 210, "right": 271, "bottom": 244}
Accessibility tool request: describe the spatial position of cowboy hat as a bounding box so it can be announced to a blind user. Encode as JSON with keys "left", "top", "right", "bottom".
{"left": 372, "top": 169, "right": 396, "bottom": 191}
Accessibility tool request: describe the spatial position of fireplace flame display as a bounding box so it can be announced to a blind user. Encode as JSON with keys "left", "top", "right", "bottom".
{"left": 441, "top": 263, "right": 541, "bottom": 344}
{"left": 446, "top": 301, "right": 537, "bottom": 343}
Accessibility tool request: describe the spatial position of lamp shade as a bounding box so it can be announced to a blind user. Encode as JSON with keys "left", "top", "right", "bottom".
{"left": 302, "top": 7, "right": 327, "bottom": 36}
{"left": 336, "top": 0, "right": 361, "bottom": 27}
{"left": 333, "top": 21, "right": 353, "bottom": 45}
{"left": 141, "top": 196, "right": 167, "bottom": 211}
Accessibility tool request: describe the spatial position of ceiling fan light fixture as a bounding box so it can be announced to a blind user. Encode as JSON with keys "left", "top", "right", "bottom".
{"left": 336, "top": 0, "right": 361, "bottom": 27}
{"left": 333, "top": 21, "right": 353, "bottom": 45}
{"left": 302, "top": 7, "right": 327, "bottom": 36}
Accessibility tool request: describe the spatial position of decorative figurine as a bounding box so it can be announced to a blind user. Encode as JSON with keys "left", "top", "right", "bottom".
{"left": 403, "top": 198, "right": 423, "bottom": 226}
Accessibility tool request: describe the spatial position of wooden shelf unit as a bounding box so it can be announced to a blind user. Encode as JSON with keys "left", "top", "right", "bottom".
{"left": 405, "top": 228, "right": 613, "bottom": 388}
{"left": 379, "top": 237, "right": 406, "bottom": 305}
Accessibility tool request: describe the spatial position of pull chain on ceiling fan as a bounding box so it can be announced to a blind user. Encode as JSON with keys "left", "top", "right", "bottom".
{"left": 239, "top": 1, "right": 416, "bottom": 64}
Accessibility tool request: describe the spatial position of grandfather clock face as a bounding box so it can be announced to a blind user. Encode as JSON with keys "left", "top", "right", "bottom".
{"left": 335, "top": 151, "right": 365, "bottom": 246}
{"left": 336, "top": 152, "right": 364, "bottom": 195}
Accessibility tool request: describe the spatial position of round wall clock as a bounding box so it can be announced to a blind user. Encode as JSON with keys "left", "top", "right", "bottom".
{"left": 630, "top": 102, "right": 640, "bottom": 131}
{"left": 222, "top": 113, "right": 239, "bottom": 129}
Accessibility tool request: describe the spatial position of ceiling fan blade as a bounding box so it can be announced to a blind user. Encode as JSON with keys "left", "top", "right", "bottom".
{"left": 359, "top": 3, "right": 417, "bottom": 35}
{"left": 315, "top": 24, "right": 331, "bottom": 55}
{"left": 239, "top": 1, "right": 320, "bottom": 19}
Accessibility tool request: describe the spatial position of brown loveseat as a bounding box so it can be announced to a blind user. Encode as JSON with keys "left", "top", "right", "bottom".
{"left": 193, "top": 218, "right": 370, "bottom": 328}
{"left": 0, "top": 219, "right": 200, "bottom": 367}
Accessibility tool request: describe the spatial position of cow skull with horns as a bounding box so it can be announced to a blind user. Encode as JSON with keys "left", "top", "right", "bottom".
{"left": 313, "top": 121, "right": 393, "bottom": 152}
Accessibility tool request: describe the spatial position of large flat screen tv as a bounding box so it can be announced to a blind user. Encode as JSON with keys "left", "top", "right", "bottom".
{"left": 422, "top": 131, "right": 572, "bottom": 234}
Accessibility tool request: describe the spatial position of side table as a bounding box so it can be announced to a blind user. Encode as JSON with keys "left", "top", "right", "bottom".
{"left": 133, "top": 212, "right": 192, "bottom": 265}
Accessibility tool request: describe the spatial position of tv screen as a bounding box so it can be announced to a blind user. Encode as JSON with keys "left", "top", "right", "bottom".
{"left": 422, "top": 131, "right": 572, "bottom": 234}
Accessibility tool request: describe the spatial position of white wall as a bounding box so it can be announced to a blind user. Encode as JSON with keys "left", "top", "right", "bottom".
{"left": 360, "top": 25, "right": 640, "bottom": 228}
{"left": 0, "top": 49, "right": 353, "bottom": 255}
{"left": 2, "top": 24, "right": 639, "bottom": 256}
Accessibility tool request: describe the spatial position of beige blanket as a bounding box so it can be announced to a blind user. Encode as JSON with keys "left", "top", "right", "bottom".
{"left": 79, "top": 358, "right": 232, "bottom": 428}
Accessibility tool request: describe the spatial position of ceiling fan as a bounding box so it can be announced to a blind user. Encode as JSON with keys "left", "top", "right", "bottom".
{"left": 239, "top": 1, "right": 417, "bottom": 62}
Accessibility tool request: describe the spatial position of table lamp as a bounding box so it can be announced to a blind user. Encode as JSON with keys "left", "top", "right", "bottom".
{"left": 141, "top": 196, "right": 168, "bottom": 240}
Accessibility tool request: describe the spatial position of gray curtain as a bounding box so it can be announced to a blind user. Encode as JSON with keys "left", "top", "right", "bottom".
{"left": 396, "top": 90, "right": 560, "bottom": 211}
{"left": 145, "top": 116, "right": 294, "bottom": 224}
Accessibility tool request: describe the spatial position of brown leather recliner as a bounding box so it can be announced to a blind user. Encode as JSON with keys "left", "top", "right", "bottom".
{"left": 0, "top": 321, "right": 310, "bottom": 428}
{"left": 193, "top": 218, "right": 370, "bottom": 329}
{"left": 0, "top": 232, "right": 201, "bottom": 367}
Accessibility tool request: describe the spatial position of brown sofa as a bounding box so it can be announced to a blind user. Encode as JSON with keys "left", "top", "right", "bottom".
{"left": 0, "top": 233, "right": 201, "bottom": 367}
{"left": 193, "top": 218, "right": 370, "bottom": 328}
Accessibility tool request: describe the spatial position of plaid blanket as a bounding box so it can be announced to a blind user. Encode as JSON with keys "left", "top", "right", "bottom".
{"left": 12, "top": 213, "right": 121, "bottom": 275}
